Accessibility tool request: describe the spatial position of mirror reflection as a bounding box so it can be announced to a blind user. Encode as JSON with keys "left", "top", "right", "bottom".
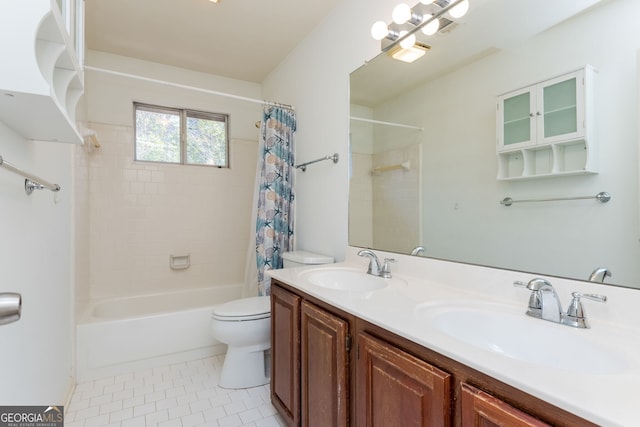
{"left": 349, "top": 0, "right": 640, "bottom": 288}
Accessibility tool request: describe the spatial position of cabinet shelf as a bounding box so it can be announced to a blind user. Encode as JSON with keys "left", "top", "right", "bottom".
{"left": 544, "top": 104, "right": 577, "bottom": 115}
{"left": 498, "top": 140, "right": 596, "bottom": 181}
{"left": 503, "top": 116, "right": 530, "bottom": 126}
{"left": 0, "top": 0, "right": 84, "bottom": 144}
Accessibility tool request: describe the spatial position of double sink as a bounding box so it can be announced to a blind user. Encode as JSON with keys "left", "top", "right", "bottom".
{"left": 299, "top": 266, "right": 635, "bottom": 375}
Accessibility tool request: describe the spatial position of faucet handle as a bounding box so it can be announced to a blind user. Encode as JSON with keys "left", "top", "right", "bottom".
{"left": 380, "top": 258, "right": 396, "bottom": 278}
{"left": 564, "top": 292, "right": 607, "bottom": 328}
{"left": 525, "top": 277, "right": 554, "bottom": 291}
{"left": 513, "top": 280, "right": 543, "bottom": 317}
{"left": 513, "top": 278, "right": 553, "bottom": 291}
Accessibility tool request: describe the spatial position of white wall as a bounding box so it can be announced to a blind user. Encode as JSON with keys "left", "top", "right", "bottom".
{"left": 263, "top": 0, "right": 640, "bottom": 286}
{"left": 81, "top": 52, "right": 261, "bottom": 300}
{"left": 85, "top": 52, "right": 263, "bottom": 140}
{"left": 0, "top": 124, "right": 73, "bottom": 404}
{"left": 262, "top": 0, "right": 400, "bottom": 261}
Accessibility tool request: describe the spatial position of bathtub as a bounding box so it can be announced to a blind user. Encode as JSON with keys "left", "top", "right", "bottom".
{"left": 76, "top": 284, "right": 243, "bottom": 381}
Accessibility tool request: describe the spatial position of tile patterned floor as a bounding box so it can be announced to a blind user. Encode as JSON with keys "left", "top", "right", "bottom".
{"left": 65, "top": 355, "right": 284, "bottom": 427}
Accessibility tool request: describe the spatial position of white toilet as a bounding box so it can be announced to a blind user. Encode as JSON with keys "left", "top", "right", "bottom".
{"left": 211, "top": 250, "right": 334, "bottom": 389}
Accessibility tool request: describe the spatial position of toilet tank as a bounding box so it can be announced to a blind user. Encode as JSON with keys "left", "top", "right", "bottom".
{"left": 282, "top": 250, "right": 334, "bottom": 268}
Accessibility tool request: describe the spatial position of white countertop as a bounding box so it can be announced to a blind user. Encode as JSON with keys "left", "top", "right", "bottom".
{"left": 267, "top": 247, "right": 640, "bottom": 427}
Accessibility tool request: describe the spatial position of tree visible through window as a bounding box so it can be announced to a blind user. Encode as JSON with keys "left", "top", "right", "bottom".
{"left": 134, "top": 103, "right": 229, "bottom": 167}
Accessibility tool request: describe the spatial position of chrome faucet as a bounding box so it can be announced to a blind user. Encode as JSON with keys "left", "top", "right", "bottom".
{"left": 357, "top": 250, "right": 395, "bottom": 278}
{"left": 514, "top": 278, "right": 561, "bottom": 322}
{"left": 588, "top": 267, "right": 611, "bottom": 283}
{"left": 514, "top": 278, "right": 606, "bottom": 328}
{"left": 410, "top": 246, "right": 425, "bottom": 256}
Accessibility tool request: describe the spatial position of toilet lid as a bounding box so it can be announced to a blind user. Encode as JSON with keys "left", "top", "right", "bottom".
{"left": 212, "top": 296, "right": 270, "bottom": 321}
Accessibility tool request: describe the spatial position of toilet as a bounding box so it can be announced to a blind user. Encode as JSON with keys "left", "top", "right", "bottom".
{"left": 211, "top": 250, "right": 334, "bottom": 389}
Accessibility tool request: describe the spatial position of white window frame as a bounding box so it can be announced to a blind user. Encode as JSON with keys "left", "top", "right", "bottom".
{"left": 134, "top": 102, "right": 230, "bottom": 168}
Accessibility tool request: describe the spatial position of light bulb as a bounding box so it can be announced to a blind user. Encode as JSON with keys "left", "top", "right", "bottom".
{"left": 371, "top": 21, "right": 389, "bottom": 40}
{"left": 399, "top": 31, "right": 416, "bottom": 49}
{"left": 419, "top": 0, "right": 435, "bottom": 3}
{"left": 449, "top": 0, "right": 469, "bottom": 19}
{"left": 392, "top": 3, "right": 412, "bottom": 24}
{"left": 421, "top": 15, "right": 440, "bottom": 35}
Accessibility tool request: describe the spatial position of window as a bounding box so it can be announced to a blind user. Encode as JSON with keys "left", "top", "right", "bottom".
{"left": 134, "top": 103, "right": 229, "bottom": 167}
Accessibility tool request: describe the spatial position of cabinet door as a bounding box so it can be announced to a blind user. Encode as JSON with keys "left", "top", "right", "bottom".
{"left": 460, "top": 383, "right": 551, "bottom": 427}
{"left": 271, "top": 285, "right": 301, "bottom": 426}
{"left": 356, "top": 333, "right": 451, "bottom": 427}
{"left": 497, "top": 86, "right": 536, "bottom": 151}
{"left": 538, "top": 69, "right": 584, "bottom": 145}
{"left": 300, "top": 301, "right": 349, "bottom": 427}
{"left": 498, "top": 69, "right": 586, "bottom": 151}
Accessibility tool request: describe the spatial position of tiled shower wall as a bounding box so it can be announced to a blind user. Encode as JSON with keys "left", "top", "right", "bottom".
{"left": 371, "top": 144, "right": 421, "bottom": 253}
{"left": 349, "top": 152, "right": 373, "bottom": 247}
{"left": 74, "top": 138, "right": 91, "bottom": 315}
{"left": 349, "top": 145, "right": 421, "bottom": 254}
{"left": 76, "top": 122, "right": 258, "bottom": 301}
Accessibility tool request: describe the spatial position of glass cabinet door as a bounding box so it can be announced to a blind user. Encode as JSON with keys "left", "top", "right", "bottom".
{"left": 503, "top": 92, "right": 531, "bottom": 145}
{"left": 498, "top": 88, "right": 535, "bottom": 151}
{"left": 539, "top": 70, "right": 584, "bottom": 144}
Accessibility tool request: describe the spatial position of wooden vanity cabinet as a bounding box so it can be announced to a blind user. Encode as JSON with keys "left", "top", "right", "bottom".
{"left": 271, "top": 284, "right": 301, "bottom": 425}
{"left": 271, "top": 283, "right": 352, "bottom": 427}
{"left": 355, "top": 332, "right": 451, "bottom": 426}
{"left": 460, "top": 383, "right": 551, "bottom": 427}
{"left": 359, "top": 321, "right": 596, "bottom": 427}
{"left": 300, "top": 300, "right": 350, "bottom": 426}
{"left": 271, "top": 280, "right": 597, "bottom": 426}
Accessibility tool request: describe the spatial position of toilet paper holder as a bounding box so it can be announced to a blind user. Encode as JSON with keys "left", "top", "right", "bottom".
{"left": 0, "top": 292, "right": 22, "bottom": 326}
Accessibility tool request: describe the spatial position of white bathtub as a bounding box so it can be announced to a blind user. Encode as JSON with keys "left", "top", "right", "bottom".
{"left": 76, "top": 285, "right": 243, "bottom": 381}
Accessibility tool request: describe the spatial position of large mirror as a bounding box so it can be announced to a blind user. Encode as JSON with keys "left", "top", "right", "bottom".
{"left": 349, "top": 0, "right": 640, "bottom": 288}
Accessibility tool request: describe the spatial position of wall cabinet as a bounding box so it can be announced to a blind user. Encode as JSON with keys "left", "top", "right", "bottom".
{"left": 496, "top": 67, "right": 596, "bottom": 180}
{"left": 271, "top": 279, "right": 597, "bottom": 426}
{"left": 0, "top": 0, "right": 84, "bottom": 144}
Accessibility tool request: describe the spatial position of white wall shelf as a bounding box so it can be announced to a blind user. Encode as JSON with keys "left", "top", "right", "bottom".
{"left": 0, "top": 0, "right": 84, "bottom": 144}
{"left": 496, "top": 66, "right": 596, "bottom": 181}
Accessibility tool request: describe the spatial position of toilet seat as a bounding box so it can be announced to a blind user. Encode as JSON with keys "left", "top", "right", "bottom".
{"left": 212, "top": 296, "right": 270, "bottom": 321}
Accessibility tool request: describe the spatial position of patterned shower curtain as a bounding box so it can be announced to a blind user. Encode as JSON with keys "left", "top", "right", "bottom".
{"left": 256, "top": 105, "right": 296, "bottom": 296}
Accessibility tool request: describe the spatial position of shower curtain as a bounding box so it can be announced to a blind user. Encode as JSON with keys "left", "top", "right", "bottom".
{"left": 255, "top": 105, "right": 296, "bottom": 296}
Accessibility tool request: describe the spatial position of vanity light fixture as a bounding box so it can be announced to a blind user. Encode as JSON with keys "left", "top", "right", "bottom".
{"left": 371, "top": 0, "right": 470, "bottom": 63}
{"left": 390, "top": 42, "right": 431, "bottom": 63}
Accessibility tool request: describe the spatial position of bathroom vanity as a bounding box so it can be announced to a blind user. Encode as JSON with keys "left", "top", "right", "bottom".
{"left": 268, "top": 248, "right": 640, "bottom": 426}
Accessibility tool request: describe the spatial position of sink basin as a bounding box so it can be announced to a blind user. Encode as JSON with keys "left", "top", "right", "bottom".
{"left": 302, "top": 268, "right": 402, "bottom": 292}
{"left": 416, "top": 302, "right": 631, "bottom": 374}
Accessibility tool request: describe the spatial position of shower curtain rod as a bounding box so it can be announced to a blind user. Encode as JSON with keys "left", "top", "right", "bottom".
{"left": 350, "top": 116, "right": 423, "bottom": 131}
{"left": 83, "top": 66, "right": 294, "bottom": 111}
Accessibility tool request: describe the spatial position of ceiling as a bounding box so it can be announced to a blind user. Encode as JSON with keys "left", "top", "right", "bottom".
{"left": 350, "top": 0, "right": 604, "bottom": 107}
{"left": 85, "top": 0, "right": 342, "bottom": 83}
